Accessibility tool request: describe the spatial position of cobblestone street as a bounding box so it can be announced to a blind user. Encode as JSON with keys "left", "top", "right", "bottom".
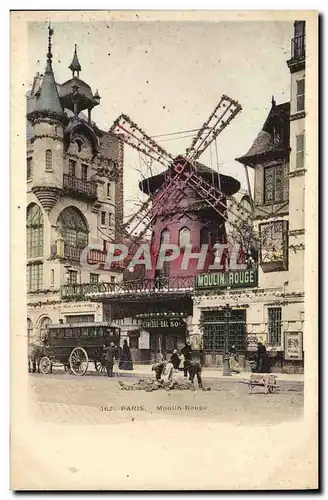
{"left": 11, "top": 371, "right": 313, "bottom": 490}
{"left": 29, "top": 370, "right": 303, "bottom": 426}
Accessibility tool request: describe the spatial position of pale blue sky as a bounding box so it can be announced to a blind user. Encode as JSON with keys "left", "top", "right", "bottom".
{"left": 28, "top": 20, "right": 293, "bottom": 215}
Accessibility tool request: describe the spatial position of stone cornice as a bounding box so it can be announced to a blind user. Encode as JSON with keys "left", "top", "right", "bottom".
{"left": 286, "top": 57, "right": 305, "bottom": 74}
{"left": 290, "top": 111, "right": 306, "bottom": 122}
{"left": 289, "top": 229, "right": 305, "bottom": 236}
{"left": 288, "top": 169, "right": 306, "bottom": 178}
{"left": 31, "top": 134, "right": 63, "bottom": 143}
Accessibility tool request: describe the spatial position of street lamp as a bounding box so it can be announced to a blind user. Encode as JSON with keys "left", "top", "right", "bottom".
{"left": 222, "top": 304, "right": 232, "bottom": 376}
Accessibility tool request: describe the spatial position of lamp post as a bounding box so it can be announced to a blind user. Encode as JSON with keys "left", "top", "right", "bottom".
{"left": 222, "top": 304, "right": 232, "bottom": 376}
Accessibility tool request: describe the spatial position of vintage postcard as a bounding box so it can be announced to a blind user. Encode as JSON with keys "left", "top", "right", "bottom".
{"left": 11, "top": 10, "right": 318, "bottom": 490}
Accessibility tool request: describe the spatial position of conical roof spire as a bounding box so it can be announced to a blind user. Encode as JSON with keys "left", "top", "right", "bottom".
{"left": 35, "top": 23, "right": 63, "bottom": 115}
{"left": 69, "top": 44, "right": 82, "bottom": 77}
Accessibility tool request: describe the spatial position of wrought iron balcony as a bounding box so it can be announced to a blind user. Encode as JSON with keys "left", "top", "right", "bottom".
{"left": 291, "top": 35, "right": 305, "bottom": 60}
{"left": 63, "top": 174, "right": 97, "bottom": 201}
{"left": 51, "top": 244, "right": 123, "bottom": 268}
{"left": 61, "top": 275, "right": 195, "bottom": 300}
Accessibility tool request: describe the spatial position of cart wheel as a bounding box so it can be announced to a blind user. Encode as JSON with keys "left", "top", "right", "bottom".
{"left": 69, "top": 347, "right": 88, "bottom": 376}
{"left": 95, "top": 360, "right": 107, "bottom": 375}
{"left": 40, "top": 356, "right": 52, "bottom": 374}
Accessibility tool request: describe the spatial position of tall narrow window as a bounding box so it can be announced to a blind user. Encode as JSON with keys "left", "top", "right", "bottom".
{"left": 160, "top": 228, "right": 170, "bottom": 245}
{"left": 179, "top": 227, "right": 191, "bottom": 248}
{"left": 107, "top": 183, "right": 111, "bottom": 198}
{"left": 45, "top": 149, "right": 52, "bottom": 170}
{"left": 268, "top": 307, "right": 282, "bottom": 344}
{"left": 108, "top": 213, "right": 112, "bottom": 227}
{"left": 111, "top": 276, "right": 116, "bottom": 283}
{"left": 67, "top": 270, "right": 78, "bottom": 285}
{"left": 81, "top": 164, "right": 88, "bottom": 181}
{"left": 50, "top": 269, "right": 54, "bottom": 285}
{"left": 296, "top": 133, "right": 305, "bottom": 169}
{"left": 68, "top": 159, "right": 76, "bottom": 177}
{"left": 26, "top": 204, "right": 44, "bottom": 258}
{"left": 90, "top": 273, "right": 99, "bottom": 283}
{"left": 296, "top": 79, "right": 305, "bottom": 112}
{"left": 101, "top": 212, "right": 106, "bottom": 225}
{"left": 26, "top": 263, "right": 43, "bottom": 291}
{"left": 264, "top": 164, "right": 283, "bottom": 204}
{"left": 27, "top": 157, "right": 32, "bottom": 180}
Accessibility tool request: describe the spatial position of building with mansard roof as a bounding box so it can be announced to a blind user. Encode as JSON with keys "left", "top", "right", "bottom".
{"left": 26, "top": 26, "right": 124, "bottom": 341}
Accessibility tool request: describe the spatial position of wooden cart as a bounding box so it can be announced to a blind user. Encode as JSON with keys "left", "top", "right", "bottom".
{"left": 38, "top": 322, "right": 120, "bottom": 376}
{"left": 241, "top": 374, "right": 279, "bottom": 394}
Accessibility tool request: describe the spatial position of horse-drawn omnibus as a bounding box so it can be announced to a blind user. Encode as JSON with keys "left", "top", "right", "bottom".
{"left": 29, "top": 322, "right": 120, "bottom": 376}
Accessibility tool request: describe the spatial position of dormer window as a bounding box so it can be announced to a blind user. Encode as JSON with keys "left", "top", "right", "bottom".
{"left": 45, "top": 149, "right": 52, "bottom": 171}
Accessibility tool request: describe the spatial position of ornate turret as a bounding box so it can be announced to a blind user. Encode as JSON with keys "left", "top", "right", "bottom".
{"left": 27, "top": 24, "right": 65, "bottom": 123}
{"left": 59, "top": 45, "right": 100, "bottom": 118}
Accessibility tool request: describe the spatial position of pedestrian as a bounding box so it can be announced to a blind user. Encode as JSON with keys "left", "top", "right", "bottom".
{"left": 188, "top": 352, "right": 204, "bottom": 390}
{"left": 170, "top": 349, "right": 180, "bottom": 370}
{"left": 229, "top": 344, "right": 240, "bottom": 374}
{"left": 256, "top": 342, "right": 269, "bottom": 373}
{"left": 103, "top": 342, "right": 116, "bottom": 377}
{"left": 119, "top": 339, "right": 134, "bottom": 370}
{"left": 181, "top": 340, "right": 192, "bottom": 378}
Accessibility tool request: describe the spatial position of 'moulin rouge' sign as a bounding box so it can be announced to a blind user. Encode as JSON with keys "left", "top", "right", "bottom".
{"left": 195, "top": 269, "right": 258, "bottom": 290}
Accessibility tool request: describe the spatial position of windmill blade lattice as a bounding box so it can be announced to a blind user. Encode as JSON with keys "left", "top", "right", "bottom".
{"left": 110, "top": 95, "right": 248, "bottom": 246}
{"left": 110, "top": 114, "right": 173, "bottom": 167}
{"left": 185, "top": 95, "right": 242, "bottom": 162}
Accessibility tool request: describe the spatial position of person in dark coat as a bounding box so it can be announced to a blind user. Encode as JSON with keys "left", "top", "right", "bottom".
{"left": 188, "top": 352, "right": 204, "bottom": 390}
{"left": 170, "top": 349, "right": 180, "bottom": 370}
{"left": 181, "top": 341, "right": 192, "bottom": 377}
{"left": 256, "top": 342, "right": 269, "bottom": 373}
{"left": 119, "top": 339, "right": 133, "bottom": 370}
{"left": 104, "top": 342, "right": 116, "bottom": 377}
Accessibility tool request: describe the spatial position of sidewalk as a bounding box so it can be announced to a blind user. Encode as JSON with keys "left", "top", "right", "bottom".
{"left": 128, "top": 364, "right": 304, "bottom": 383}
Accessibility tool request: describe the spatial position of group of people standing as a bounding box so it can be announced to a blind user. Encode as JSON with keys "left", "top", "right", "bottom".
{"left": 153, "top": 340, "right": 204, "bottom": 389}
{"left": 103, "top": 339, "right": 133, "bottom": 377}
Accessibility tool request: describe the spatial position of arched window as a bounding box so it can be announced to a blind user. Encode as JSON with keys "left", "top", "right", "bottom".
{"left": 26, "top": 204, "right": 44, "bottom": 258}
{"left": 160, "top": 228, "right": 170, "bottom": 245}
{"left": 45, "top": 149, "right": 52, "bottom": 170}
{"left": 179, "top": 227, "right": 191, "bottom": 248}
{"left": 27, "top": 318, "right": 33, "bottom": 342}
{"left": 39, "top": 316, "right": 51, "bottom": 340}
{"left": 57, "top": 207, "right": 89, "bottom": 249}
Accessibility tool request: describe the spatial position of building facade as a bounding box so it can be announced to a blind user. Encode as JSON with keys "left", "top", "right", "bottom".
{"left": 191, "top": 20, "right": 306, "bottom": 373}
{"left": 26, "top": 28, "right": 124, "bottom": 342}
{"left": 59, "top": 21, "right": 306, "bottom": 373}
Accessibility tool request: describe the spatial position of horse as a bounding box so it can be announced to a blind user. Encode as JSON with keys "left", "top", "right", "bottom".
{"left": 28, "top": 339, "right": 47, "bottom": 373}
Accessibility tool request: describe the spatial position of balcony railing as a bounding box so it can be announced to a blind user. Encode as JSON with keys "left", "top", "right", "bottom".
{"left": 61, "top": 276, "right": 195, "bottom": 300}
{"left": 63, "top": 174, "right": 97, "bottom": 200}
{"left": 51, "top": 244, "right": 124, "bottom": 268}
{"left": 291, "top": 35, "right": 305, "bottom": 60}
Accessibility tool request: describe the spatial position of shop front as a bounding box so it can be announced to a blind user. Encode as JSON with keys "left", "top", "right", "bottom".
{"left": 201, "top": 309, "right": 247, "bottom": 367}
{"left": 142, "top": 316, "right": 187, "bottom": 362}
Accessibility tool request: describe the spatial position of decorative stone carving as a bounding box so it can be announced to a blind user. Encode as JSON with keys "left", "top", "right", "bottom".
{"left": 31, "top": 186, "right": 63, "bottom": 213}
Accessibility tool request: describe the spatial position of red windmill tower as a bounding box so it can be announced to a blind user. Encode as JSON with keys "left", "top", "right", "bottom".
{"left": 109, "top": 94, "right": 251, "bottom": 282}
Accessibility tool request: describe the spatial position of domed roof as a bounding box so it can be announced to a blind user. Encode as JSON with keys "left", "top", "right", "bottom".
{"left": 59, "top": 76, "right": 99, "bottom": 115}
{"left": 59, "top": 76, "right": 94, "bottom": 101}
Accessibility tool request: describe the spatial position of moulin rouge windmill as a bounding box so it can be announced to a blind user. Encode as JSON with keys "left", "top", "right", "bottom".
{"left": 109, "top": 95, "right": 253, "bottom": 276}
